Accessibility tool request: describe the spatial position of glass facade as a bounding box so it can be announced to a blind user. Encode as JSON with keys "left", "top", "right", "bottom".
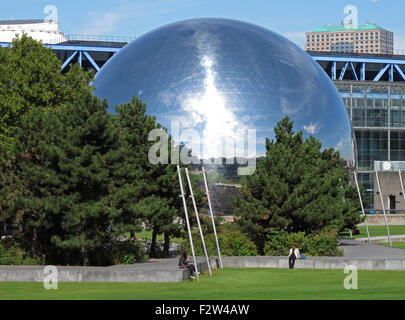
{"left": 336, "top": 81, "right": 405, "bottom": 209}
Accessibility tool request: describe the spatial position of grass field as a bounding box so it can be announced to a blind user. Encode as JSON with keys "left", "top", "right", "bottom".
{"left": 381, "top": 242, "right": 405, "bottom": 249}
{"left": 1, "top": 268, "right": 405, "bottom": 300}
{"left": 341, "top": 225, "right": 405, "bottom": 239}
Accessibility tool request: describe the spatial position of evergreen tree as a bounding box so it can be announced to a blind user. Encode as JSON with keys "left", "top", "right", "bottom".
{"left": 110, "top": 97, "right": 183, "bottom": 258}
{"left": 7, "top": 89, "right": 119, "bottom": 265}
{"left": 233, "top": 117, "right": 363, "bottom": 253}
{"left": 109, "top": 97, "right": 159, "bottom": 239}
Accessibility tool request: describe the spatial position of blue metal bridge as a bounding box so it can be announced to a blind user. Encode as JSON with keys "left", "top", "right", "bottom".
{"left": 310, "top": 51, "right": 405, "bottom": 82}
{"left": 1, "top": 40, "right": 405, "bottom": 82}
{"left": 0, "top": 40, "right": 123, "bottom": 72}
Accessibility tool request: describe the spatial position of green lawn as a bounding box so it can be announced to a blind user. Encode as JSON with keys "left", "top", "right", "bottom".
{"left": 1, "top": 268, "right": 405, "bottom": 300}
{"left": 380, "top": 242, "right": 405, "bottom": 249}
{"left": 341, "top": 225, "right": 405, "bottom": 239}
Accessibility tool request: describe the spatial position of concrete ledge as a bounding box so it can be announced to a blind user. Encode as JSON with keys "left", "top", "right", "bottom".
{"left": 0, "top": 266, "right": 186, "bottom": 283}
{"left": 2, "top": 255, "right": 405, "bottom": 283}
{"left": 363, "top": 214, "right": 405, "bottom": 226}
{"left": 0, "top": 257, "right": 217, "bottom": 283}
{"left": 221, "top": 256, "right": 405, "bottom": 271}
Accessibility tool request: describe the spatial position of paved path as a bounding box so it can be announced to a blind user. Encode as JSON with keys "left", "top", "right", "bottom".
{"left": 339, "top": 238, "right": 405, "bottom": 259}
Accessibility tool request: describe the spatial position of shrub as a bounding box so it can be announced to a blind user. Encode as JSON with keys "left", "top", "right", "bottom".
{"left": 304, "top": 231, "right": 342, "bottom": 257}
{"left": 0, "top": 242, "right": 45, "bottom": 265}
{"left": 263, "top": 232, "right": 307, "bottom": 256}
{"left": 123, "top": 253, "right": 136, "bottom": 265}
{"left": 109, "top": 239, "right": 147, "bottom": 265}
{"left": 180, "top": 223, "right": 258, "bottom": 257}
{"left": 263, "top": 230, "right": 342, "bottom": 257}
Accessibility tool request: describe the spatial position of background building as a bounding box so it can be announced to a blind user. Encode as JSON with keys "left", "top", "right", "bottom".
{"left": 0, "top": 19, "right": 66, "bottom": 44}
{"left": 335, "top": 81, "right": 405, "bottom": 211}
{"left": 306, "top": 23, "right": 394, "bottom": 55}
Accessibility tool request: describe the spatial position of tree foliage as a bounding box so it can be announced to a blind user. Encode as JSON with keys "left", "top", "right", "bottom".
{"left": 0, "top": 34, "right": 93, "bottom": 153}
{"left": 0, "top": 36, "right": 211, "bottom": 265}
{"left": 233, "top": 117, "right": 363, "bottom": 253}
{"left": 111, "top": 97, "right": 184, "bottom": 258}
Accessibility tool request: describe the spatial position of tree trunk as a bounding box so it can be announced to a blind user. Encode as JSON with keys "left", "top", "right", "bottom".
{"left": 81, "top": 246, "right": 89, "bottom": 266}
{"left": 30, "top": 229, "right": 39, "bottom": 257}
{"left": 150, "top": 228, "right": 158, "bottom": 258}
{"left": 163, "top": 232, "right": 170, "bottom": 257}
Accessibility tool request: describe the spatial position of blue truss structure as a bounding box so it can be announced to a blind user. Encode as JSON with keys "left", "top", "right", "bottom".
{"left": 0, "top": 42, "right": 121, "bottom": 72}
{"left": 310, "top": 53, "right": 405, "bottom": 82}
{"left": 2, "top": 41, "right": 405, "bottom": 82}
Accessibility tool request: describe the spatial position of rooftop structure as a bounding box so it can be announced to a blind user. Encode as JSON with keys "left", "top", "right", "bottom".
{"left": 306, "top": 22, "right": 394, "bottom": 55}
{"left": 312, "top": 23, "right": 388, "bottom": 33}
{"left": 0, "top": 18, "right": 66, "bottom": 44}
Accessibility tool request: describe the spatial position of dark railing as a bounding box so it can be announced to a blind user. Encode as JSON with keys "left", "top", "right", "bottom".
{"left": 299, "top": 45, "right": 405, "bottom": 56}
{"left": 65, "top": 34, "right": 135, "bottom": 43}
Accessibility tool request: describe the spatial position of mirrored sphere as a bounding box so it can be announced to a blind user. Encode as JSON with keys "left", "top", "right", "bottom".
{"left": 94, "top": 18, "right": 355, "bottom": 176}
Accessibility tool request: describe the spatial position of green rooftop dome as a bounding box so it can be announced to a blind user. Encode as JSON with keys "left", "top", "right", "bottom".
{"left": 312, "top": 23, "right": 387, "bottom": 33}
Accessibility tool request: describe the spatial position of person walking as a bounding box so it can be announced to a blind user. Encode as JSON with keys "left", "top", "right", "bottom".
{"left": 287, "top": 245, "right": 300, "bottom": 269}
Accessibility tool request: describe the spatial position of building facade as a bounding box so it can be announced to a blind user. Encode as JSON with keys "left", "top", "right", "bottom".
{"left": 0, "top": 19, "right": 66, "bottom": 44}
{"left": 306, "top": 23, "right": 394, "bottom": 55}
{"left": 335, "top": 81, "right": 405, "bottom": 211}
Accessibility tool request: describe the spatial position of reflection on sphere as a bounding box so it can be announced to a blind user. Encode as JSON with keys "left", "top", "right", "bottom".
{"left": 94, "top": 18, "right": 355, "bottom": 182}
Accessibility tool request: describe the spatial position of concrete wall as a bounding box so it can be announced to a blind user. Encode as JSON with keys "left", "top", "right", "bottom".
{"left": 2, "top": 256, "right": 405, "bottom": 283}
{"left": 364, "top": 214, "right": 405, "bottom": 225}
{"left": 0, "top": 266, "right": 187, "bottom": 283}
{"left": 0, "top": 258, "right": 217, "bottom": 283}
{"left": 221, "top": 256, "right": 405, "bottom": 270}
{"left": 373, "top": 171, "right": 405, "bottom": 213}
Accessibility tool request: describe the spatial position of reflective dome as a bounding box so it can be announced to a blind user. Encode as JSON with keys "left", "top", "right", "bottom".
{"left": 94, "top": 18, "right": 355, "bottom": 176}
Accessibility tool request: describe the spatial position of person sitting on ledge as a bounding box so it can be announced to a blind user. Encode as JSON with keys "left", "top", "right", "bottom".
{"left": 178, "top": 252, "right": 196, "bottom": 279}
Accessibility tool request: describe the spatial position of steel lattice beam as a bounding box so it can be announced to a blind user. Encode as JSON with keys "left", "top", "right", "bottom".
{"left": 3, "top": 41, "right": 405, "bottom": 81}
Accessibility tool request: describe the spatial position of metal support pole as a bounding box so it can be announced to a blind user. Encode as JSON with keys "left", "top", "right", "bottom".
{"left": 202, "top": 167, "right": 223, "bottom": 269}
{"left": 177, "top": 165, "right": 199, "bottom": 282}
{"left": 341, "top": 181, "right": 353, "bottom": 239}
{"left": 375, "top": 171, "right": 392, "bottom": 247}
{"left": 78, "top": 51, "right": 82, "bottom": 67}
{"left": 398, "top": 170, "right": 405, "bottom": 210}
{"left": 354, "top": 171, "right": 371, "bottom": 243}
{"left": 185, "top": 168, "right": 212, "bottom": 276}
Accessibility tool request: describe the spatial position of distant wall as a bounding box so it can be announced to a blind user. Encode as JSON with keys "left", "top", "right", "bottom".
{"left": 364, "top": 214, "right": 405, "bottom": 225}
{"left": 373, "top": 172, "right": 405, "bottom": 213}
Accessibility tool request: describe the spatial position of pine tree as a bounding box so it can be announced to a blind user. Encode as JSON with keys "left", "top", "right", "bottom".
{"left": 7, "top": 89, "right": 119, "bottom": 265}
{"left": 233, "top": 117, "right": 363, "bottom": 253}
{"left": 110, "top": 96, "right": 186, "bottom": 258}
